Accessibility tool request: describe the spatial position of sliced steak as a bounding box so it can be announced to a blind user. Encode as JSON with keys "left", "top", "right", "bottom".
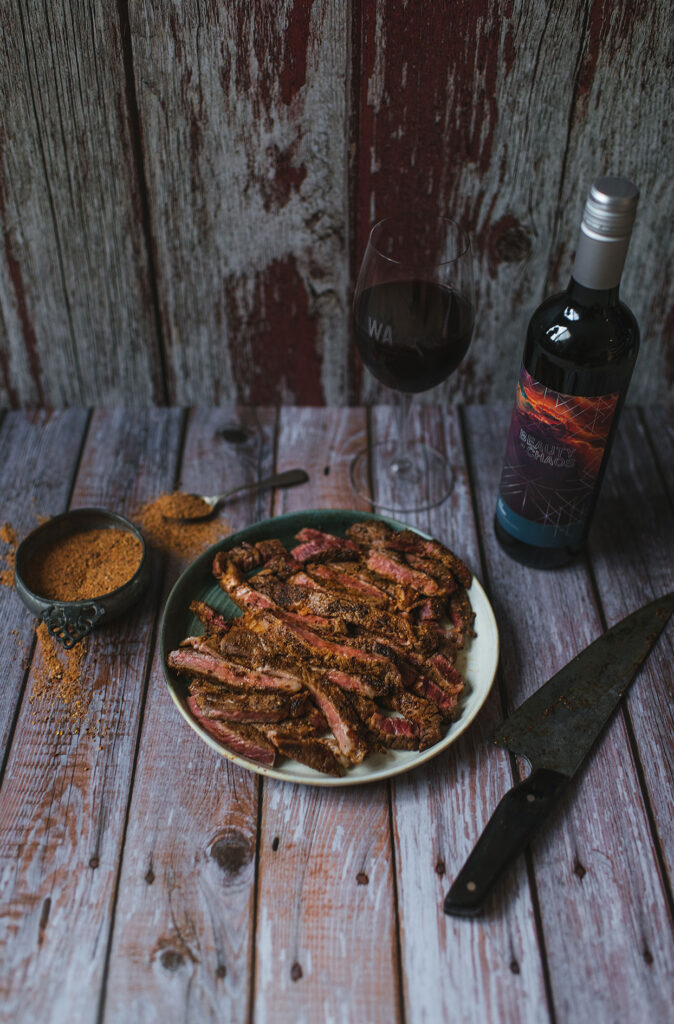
{"left": 169, "top": 640, "right": 303, "bottom": 693}
{"left": 352, "top": 695, "right": 419, "bottom": 750}
{"left": 227, "top": 540, "right": 263, "bottom": 572}
{"left": 306, "top": 563, "right": 389, "bottom": 604}
{"left": 213, "top": 552, "right": 276, "bottom": 612}
{"left": 301, "top": 675, "right": 370, "bottom": 764}
{"left": 411, "top": 677, "right": 460, "bottom": 720}
{"left": 366, "top": 549, "right": 442, "bottom": 597}
{"left": 189, "top": 599, "right": 231, "bottom": 634}
{"left": 325, "top": 668, "right": 377, "bottom": 698}
{"left": 264, "top": 733, "right": 346, "bottom": 776}
{"left": 187, "top": 696, "right": 276, "bottom": 766}
{"left": 189, "top": 683, "right": 308, "bottom": 723}
{"left": 291, "top": 527, "right": 360, "bottom": 563}
{"left": 243, "top": 610, "right": 401, "bottom": 693}
{"left": 449, "top": 589, "right": 477, "bottom": 639}
{"left": 347, "top": 521, "right": 472, "bottom": 589}
{"left": 383, "top": 691, "right": 442, "bottom": 751}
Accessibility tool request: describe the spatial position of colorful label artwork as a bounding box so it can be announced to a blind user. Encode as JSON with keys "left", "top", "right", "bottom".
{"left": 496, "top": 365, "right": 619, "bottom": 548}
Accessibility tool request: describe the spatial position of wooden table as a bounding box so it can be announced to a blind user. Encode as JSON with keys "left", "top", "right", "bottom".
{"left": 0, "top": 405, "right": 672, "bottom": 1024}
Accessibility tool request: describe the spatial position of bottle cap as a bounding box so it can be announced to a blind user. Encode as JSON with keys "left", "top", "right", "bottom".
{"left": 582, "top": 177, "right": 639, "bottom": 240}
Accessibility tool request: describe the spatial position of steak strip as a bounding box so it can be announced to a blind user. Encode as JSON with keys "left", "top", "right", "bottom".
{"left": 187, "top": 696, "right": 276, "bottom": 766}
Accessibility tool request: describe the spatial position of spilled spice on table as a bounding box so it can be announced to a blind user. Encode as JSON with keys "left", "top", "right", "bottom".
{"left": 0, "top": 522, "right": 18, "bottom": 587}
{"left": 136, "top": 494, "right": 228, "bottom": 559}
{"left": 30, "top": 622, "right": 93, "bottom": 736}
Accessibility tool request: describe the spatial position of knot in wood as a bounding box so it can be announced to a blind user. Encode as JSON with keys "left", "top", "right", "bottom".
{"left": 160, "top": 949, "right": 185, "bottom": 972}
{"left": 209, "top": 829, "right": 253, "bottom": 878}
{"left": 490, "top": 216, "right": 532, "bottom": 264}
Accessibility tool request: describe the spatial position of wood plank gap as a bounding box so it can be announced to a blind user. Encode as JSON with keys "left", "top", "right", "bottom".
{"left": 459, "top": 405, "right": 558, "bottom": 1023}
{"left": 386, "top": 779, "right": 406, "bottom": 1024}
{"left": 347, "top": 0, "right": 362, "bottom": 403}
{"left": 542, "top": 0, "right": 591, "bottom": 297}
{"left": 115, "top": 0, "right": 169, "bottom": 404}
{"left": 246, "top": 775, "right": 264, "bottom": 1024}
{"left": 638, "top": 407, "right": 674, "bottom": 509}
{"left": 0, "top": 632, "right": 37, "bottom": 790}
{"left": 246, "top": 408, "right": 279, "bottom": 1024}
{"left": 64, "top": 408, "right": 94, "bottom": 508}
{"left": 583, "top": 545, "right": 674, "bottom": 921}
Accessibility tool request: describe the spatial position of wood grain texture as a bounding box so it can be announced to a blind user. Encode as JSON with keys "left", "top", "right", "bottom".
{"left": 587, "top": 408, "right": 674, "bottom": 880}
{"left": 464, "top": 404, "right": 674, "bottom": 1023}
{"left": 2, "top": 2, "right": 671, "bottom": 407}
{"left": 102, "top": 407, "right": 276, "bottom": 1024}
{"left": 0, "top": 409, "right": 182, "bottom": 1024}
{"left": 353, "top": 0, "right": 674, "bottom": 406}
{"left": 542, "top": 0, "right": 674, "bottom": 405}
{"left": 0, "top": 1, "right": 164, "bottom": 405}
{"left": 129, "top": 0, "right": 350, "bottom": 405}
{"left": 0, "top": 410, "right": 89, "bottom": 765}
{"left": 252, "top": 407, "right": 401, "bottom": 1024}
{"left": 370, "top": 405, "right": 551, "bottom": 1023}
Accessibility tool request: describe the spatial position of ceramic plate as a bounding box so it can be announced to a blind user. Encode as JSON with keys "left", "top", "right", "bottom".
{"left": 161, "top": 509, "right": 499, "bottom": 786}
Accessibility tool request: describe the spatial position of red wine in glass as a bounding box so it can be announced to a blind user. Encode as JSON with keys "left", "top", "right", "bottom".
{"left": 351, "top": 217, "right": 474, "bottom": 512}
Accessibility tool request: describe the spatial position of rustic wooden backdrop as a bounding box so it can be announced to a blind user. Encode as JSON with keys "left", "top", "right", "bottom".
{"left": 0, "top": 0, "right": 672, "bottom": 408}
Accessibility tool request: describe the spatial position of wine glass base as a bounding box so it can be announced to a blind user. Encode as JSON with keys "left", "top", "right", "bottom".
{"left": 350, "top": 440, "right": 454, "bottom": 514}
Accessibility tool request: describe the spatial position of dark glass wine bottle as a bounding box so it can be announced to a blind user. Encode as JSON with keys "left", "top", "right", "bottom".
{"left": 494, "top": 176, "right": 640, "bottom": 568}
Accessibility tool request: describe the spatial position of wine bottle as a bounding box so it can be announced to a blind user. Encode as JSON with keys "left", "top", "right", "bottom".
{"left": 494, "top": 176, "right": 640, "bottom": 569}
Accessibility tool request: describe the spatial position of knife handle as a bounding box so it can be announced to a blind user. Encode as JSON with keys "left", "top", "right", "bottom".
{"left": 444, "top": 768, "right": 568, "bottom": 918}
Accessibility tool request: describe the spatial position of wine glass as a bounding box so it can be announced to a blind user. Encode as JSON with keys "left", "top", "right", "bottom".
{"left": 350, "top": 215, "right": 474, "bottom": 512}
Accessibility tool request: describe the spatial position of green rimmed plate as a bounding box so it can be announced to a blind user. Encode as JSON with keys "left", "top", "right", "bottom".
{"left": 161, "top": 509, "right": 499, "bottom": 786}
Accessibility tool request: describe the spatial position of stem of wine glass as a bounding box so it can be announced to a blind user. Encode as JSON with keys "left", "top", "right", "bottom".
{"left": 392, "top": 391, "right": 413, "bottom": 474}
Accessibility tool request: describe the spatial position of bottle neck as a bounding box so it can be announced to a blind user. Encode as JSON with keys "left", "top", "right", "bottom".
{"left": 571, "top": 223, "right": 630, "bottom": 292}
{"left": 567, "top": 276, "right": 620, "bottom": 308}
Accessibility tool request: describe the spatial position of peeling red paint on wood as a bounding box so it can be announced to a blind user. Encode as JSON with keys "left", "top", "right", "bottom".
{"left": 0, "top": 0, "right": 672, "bottom": 406}
{"left": 225, "top": 256, "right": 322, "bottom": 404}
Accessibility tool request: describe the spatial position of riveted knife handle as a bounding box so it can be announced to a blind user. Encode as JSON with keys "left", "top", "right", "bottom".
{"left": 444, "top": 768, "right": 568, "bottom": 918}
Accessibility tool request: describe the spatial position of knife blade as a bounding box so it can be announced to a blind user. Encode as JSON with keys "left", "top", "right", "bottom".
{"left": 444, "top": 590, "right": 674, "bottom": 918}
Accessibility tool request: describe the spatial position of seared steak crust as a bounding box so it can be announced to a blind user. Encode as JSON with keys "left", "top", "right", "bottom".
{"left": 170, "top": 521, "right": 474, "bottom": 774}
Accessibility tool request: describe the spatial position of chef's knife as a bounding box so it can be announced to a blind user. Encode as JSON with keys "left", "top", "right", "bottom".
{"left": 444, "top": 591, "right": 674, "bottom": 918}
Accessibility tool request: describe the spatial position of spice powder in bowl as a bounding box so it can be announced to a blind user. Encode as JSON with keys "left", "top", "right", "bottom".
{"left": 23, "top": 528, "right": 144, "bottom": 601}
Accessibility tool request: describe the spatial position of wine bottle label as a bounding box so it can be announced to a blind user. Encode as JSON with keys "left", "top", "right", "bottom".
{"left": 496, "top": 366, "right": 619, "bottom": 547}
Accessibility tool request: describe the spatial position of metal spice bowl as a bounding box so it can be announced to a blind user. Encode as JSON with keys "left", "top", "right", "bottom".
{"left": 14, "top": 508, "right": 150, "bottom": 648}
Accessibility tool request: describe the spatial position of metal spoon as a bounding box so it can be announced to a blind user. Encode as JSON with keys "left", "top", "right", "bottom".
{"left": 162, "top": 468, "right": 310, "bottom": 521}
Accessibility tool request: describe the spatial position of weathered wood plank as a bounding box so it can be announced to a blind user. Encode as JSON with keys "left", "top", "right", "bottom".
{"left": 0, "top": 409, "right": 182, "bottom": 1023}
{"left": 252, "top": 407, "right": 401, "bottom": 1024}
{"left": 0, "top": 2, "right": 164, "bottom": 405}
{"left": 129, "top": 1, "right": 350, "bottom": 405}
{"left": 370, "top": 405, "right": 551, "bottom": 1023}
{"left": 0, "top": 409, "right": 90, "bottom": 766}
{"left": 464, "top": 404, "right": 674, "bottom": 1023}
{"left": 544, "top": 0, "right": 674, "bottom": 405}
{"left": 102, "top": 407, "right": 276, "bottom": 1024}
{"left": 354, "top": 0, "right": 673, "bottom": 406}
{"left": 587, "top": 408, "right": 674, "bottom": 879}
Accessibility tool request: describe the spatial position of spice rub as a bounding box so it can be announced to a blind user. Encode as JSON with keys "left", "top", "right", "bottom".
{"left": 25, "top": 528, "right": 143, "bottom": 601}
{"left": 153, "top": 492, "right": 212, "bottom": 520}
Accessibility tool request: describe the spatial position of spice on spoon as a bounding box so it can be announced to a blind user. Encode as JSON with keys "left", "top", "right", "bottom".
{"left": 153, "top": 492, "right": 212, "bottom": 520}
{"left": 24, "top": 528, "right": 143, "bottom": 601}
{"left": 136, "top": 494, "right": 228, "bottom": 559}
